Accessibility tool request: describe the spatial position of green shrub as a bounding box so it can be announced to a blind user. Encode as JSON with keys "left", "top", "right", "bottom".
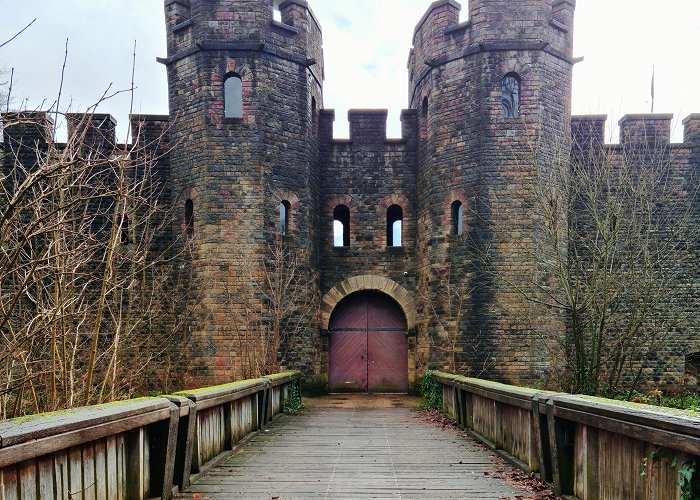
{"left": 283, "top": 382, "right": 305, "bottom": 414}
{"left": 419, "top": 370, "right": 443, "bottom": 410}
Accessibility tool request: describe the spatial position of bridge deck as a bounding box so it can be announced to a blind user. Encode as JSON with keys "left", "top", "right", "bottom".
{"left": 179, "top": 397, "right": 536, "bottom": 499}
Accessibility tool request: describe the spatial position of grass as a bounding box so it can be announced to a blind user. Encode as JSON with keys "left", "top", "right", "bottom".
{"left": 616, "top": 390, "right": 700, "bottom": 412}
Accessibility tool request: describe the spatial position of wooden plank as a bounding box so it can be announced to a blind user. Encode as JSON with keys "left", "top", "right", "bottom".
{"left": 18, "top": 461, "right": 36, "bottom": 500}
{"left": 82, "top": 442, "right": 96, "bottom": 500}
{"left": 178, "top": 405, "right": 537, "bottom": 499}
{"left": 1, "top": 467, "right": 20, "bottom": 500}
{"left": 553, "top": 405, "right": 700, "bottom": 456}
{"left": 94, "top": 438, "right": 107, "bottom": 500}
{"left": 105, "top": 436, "right": 119, "bottom": 500}
{"left": 126, "top": 429, "right": 144, "bottom": 500}
{"left": 176, "top": 383, "right": 267, "bottom": 411}
{"left": 54, "top": 451, "right": 69, "bottom": 499}
{"left": 546, "top": 400, "right": 563, "bottom": 496}
{"left": 0, "top": 399, "right": 172, "bottom": 447}
{"left": 37, "top": 457, "right": 53, "bottom": 500}
{"left": 143, "top": 430, "right": 150, "bottom": 498}
{"left": 68, "top": 446, "right": 83, "bottom": 499}
{"left": 0, "top": 409, "right": 172, "bottom": 468}
{"left": 458, "top": 384, "right": 533, "bottom": 410}
{"left": 552, "top": 395, "right": 700, "bottom": 437}
{"left": 264, "top": 371, "right": 302, "bottom": 387}
{"left": 117, "top": 434, "right": 126, "bottom": 500}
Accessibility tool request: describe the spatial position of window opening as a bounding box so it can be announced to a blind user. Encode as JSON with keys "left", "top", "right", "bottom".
{"left": 333, "top": 205, "right": 350, "bottom": 247}
{"left": 311, "top": 96, "right": 318, "bottom": 134}
{"left": 273, "top": 0, "right": 282, "bottom": 22}
{"left": 185, "top": 199, "right": 194, "bottom": 237}
{"left": 501, "top": 73, "right": 520, "bottom": 117}
{"left": 687, "top": 352, "right": 700, "bottom": 379}
{"left": 280, "top": 200, "right": 290, "bottom": 236}
{"left": 387, "top": 205, "right": 403, "bottom": 247}
{"left": 451, "top": 201, "right": 463, "bottom": 236}
{"left": 224, "top": 74, "right": 243, "bottom": 119}
{"left": 422, "top": 96, "right": 429, "bottom": 119}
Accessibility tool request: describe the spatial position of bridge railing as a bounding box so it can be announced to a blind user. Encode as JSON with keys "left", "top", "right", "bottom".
{"left": 431, "top": 371, "right": 700, "bottom": 500}
{"left": 0, "top": 371, "right": 302, "bottom": 500}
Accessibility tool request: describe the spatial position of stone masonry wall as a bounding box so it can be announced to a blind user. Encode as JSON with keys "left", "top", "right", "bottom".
{"left": 163, "top": 0, "right": 323, "bottom": 385}
{"left": 410, "top": 0, "right": 574, "bottom": 385}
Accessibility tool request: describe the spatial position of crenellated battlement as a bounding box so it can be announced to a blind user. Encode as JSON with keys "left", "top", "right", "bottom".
{"left": 2, "top": 112, "right": 170, "bottom": 153}
{"left": 162, "top": 0, "right": 323, "bottom": 83}
{"left": 683, "top": 114, "right": 700, "bottom": 147}
{"left": 409, "top": 0, "right": 576, "bottom": 100}
{"left": 318, "top": 109, "right": 418, "bottom": 151}
{"left": 571, "top": 113, "right": 700, "bottom": 148}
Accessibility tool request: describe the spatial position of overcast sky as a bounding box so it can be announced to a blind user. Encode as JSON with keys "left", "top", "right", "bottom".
{"left": 1, "top": 0, "right": 699, "bottom": 143}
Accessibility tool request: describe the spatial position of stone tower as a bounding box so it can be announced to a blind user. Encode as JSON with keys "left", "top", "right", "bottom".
{"left": 410, "top": 0, "right": 576, "bottom": 383}
{"left": 161, "top": 0, "right": 324, "bottom": 383}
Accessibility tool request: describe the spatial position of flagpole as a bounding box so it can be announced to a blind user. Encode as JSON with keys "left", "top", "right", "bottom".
{"left": 651, "top": 65, "right": 655, "bottom": 114}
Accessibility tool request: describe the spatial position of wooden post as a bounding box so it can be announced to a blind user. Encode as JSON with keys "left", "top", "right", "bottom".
{"left": 126, "top": 428, "right": 146, "bottom": 499}
{"left": 455, "top": 387, "right": 464, "bottom": 427}
{"left": 546, "top": 399, "right": 574, "bottom": 496}
{"left": 464, "top": 391, "right": 474, "bottom": 429}
{"left": 166, "top": 396, "right": 197, "bottom": 493}
{"left": 531, "top": 394, "right": 549, "bottom": 480}
{"left": 146, "top": 403, "right": 179, "bottom": 500}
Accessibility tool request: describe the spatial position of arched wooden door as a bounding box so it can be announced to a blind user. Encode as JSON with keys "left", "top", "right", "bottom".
{"left": 328, "top": 291, "right": 408, "bottom": 393}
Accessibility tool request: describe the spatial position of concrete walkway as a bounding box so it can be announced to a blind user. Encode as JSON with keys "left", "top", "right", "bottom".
{"left": 179, "top": 397, "right": 536, "bottom": 499}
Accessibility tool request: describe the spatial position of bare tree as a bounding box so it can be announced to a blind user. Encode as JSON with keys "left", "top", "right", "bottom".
{"left": 421, "top": 241, "right": 473, "bottom": 374}
{"left": 0, "top": 111, "right": 195, "bottom": 417}
{"left": 504, "top": 132, "right": 699, "bottom": 396}
{"left": 230, "top": 237, "right": 318, "bottom": 378}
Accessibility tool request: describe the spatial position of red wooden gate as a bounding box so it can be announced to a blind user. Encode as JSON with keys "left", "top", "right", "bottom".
{"left": 328, "top": 291, "right": 408, "bottom": 393}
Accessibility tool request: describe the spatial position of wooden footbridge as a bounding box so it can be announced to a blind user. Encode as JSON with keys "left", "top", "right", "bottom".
{"left": 0, "top": 371, "right": 698, "bottom": 499}
{"left": 176, "top": 399, "right": 532, "bottom": 499}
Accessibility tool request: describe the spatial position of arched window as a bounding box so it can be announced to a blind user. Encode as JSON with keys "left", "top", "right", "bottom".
{"left": 224, "top": 73, "right": 243, "bottom": 119}
{"left": 333, "top": 205, "right": 350, "bottom": 247}
{"left": 387, "top": 205, "right": 403, "bottom": 247}
{"left": 451, "top": 201, "right": 463, "bottom": 236}
{"left": 421, "top": 96, "right": 429, "bottom": 119}
{"left": 501, "top": 73, "right": 521, "bottom": 118}
{"left": 280, "top": 200, "right": 290, "bottom": 236}
{"left": 185, "top": 199, "right": 194, "bottom": 237}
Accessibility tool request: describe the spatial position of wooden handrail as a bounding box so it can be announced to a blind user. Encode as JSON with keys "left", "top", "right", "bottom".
{"left": 431, "top": 371, "right": 700, "bottom": 499}
{"left": 0, "top": 371, "right": 303, "bottom": 500}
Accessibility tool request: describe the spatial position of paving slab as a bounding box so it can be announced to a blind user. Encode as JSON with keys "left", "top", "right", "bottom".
{"left": 177, "top": 400, "right": 536, "bottom": 499}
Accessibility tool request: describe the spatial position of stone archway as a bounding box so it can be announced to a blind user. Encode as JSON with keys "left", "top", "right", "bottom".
{"left": 321, "top": 275, "right": 416, "bottom": 332}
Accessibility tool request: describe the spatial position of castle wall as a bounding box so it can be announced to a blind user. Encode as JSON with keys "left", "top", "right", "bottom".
{"left": 571, "top": 114, "right": 700, "bottom": 391}
{"left": 318, "top": 109, "right": 419, "bottom": 385}
{"left": 410, "top": 0, "right": 575, "bottom": 384}
{"left": 2, "top": 0, "right": 698, "bottom": 394}
{"left": 163, "top": 0, "right": 323, "bottom": 384}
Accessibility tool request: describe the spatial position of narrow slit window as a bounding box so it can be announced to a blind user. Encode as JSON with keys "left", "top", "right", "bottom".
{"left": 224, "top": 74, "right": 243, "bottom": 119}
{"left": 387, "top": 205, "right": 403, "bottom": 247}
{"left": 451, "top": 201, "right": 463, "bottom": 236}
{"left": 311, "top": 96, "right": 318, "bottom": 134}
{"left": 280, "top": 200, "right": 290, "bottom": 236}
{"left": 686, "top": 352, "right": 700, "bottom": 380}
{"left": 185, "top": 199, "right": 194, "bottom": 237}
{"left": 501, "top": 73, "right": 521, "bottom": 118}
{"left": 333, "top": 205, "right": 350, "bottom": 247}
